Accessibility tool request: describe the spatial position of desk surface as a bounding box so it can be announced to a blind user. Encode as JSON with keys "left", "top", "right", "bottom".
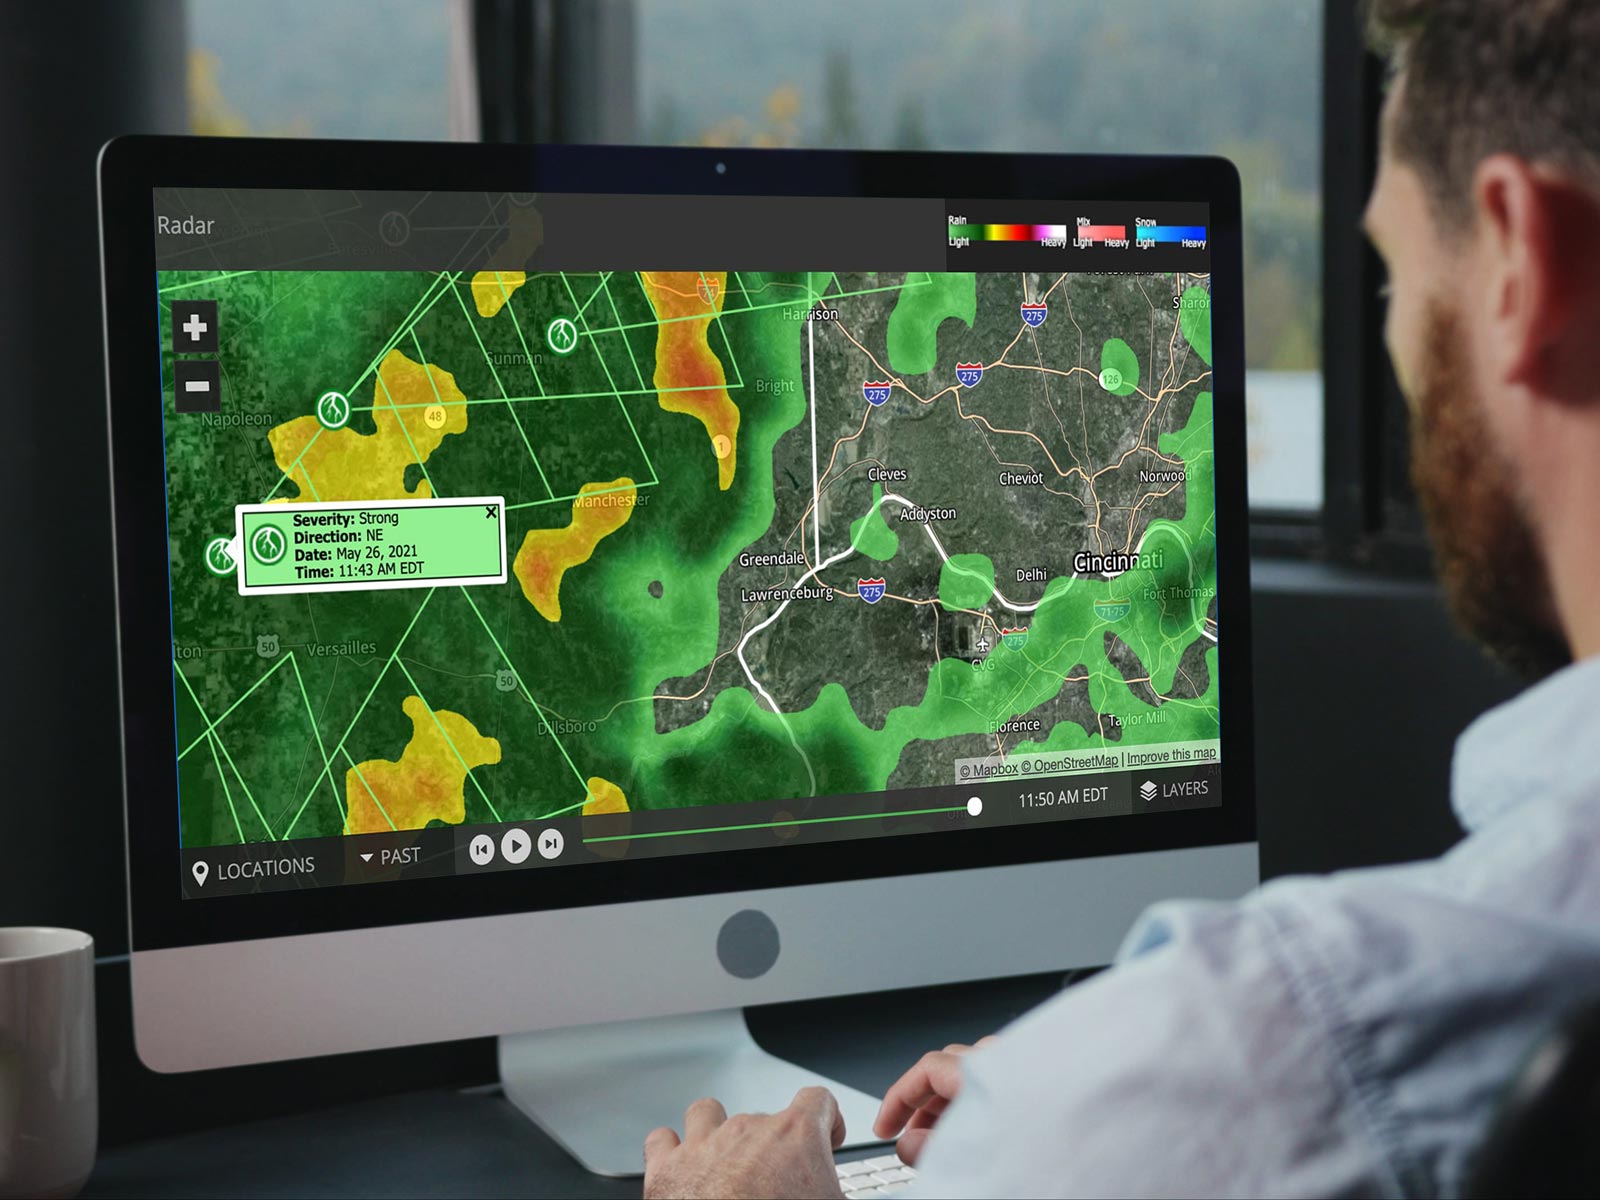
{"left": 85, "top": 974, "right": 1064, "bottom": 1198}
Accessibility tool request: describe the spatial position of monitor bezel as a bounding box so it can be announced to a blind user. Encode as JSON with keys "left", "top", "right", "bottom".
{"left": 100, "top": 135, "right": 1258, "bottom": 954}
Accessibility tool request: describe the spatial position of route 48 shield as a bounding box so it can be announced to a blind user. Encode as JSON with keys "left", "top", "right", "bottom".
{"left": 1020, "top": 302, "right": 1047, "bottom": 328}
{"left": 955, "top": 362, "right": 983, "bottom": 388}
{"left": 862, "top": 380, "right": 892, "bottom": 406}
{"left": 857, "top": 578, "right": 886, "bottom": 604}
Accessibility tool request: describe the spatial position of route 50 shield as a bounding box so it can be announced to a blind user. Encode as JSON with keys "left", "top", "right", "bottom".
{"left": 862, "top": 380, "right": 892, "bottom": 406}
{"left": 955, "top": 362, "right": 983, "bottom": 388}
{"left": 857, "top": 578, "right": 886, "bottom": 604}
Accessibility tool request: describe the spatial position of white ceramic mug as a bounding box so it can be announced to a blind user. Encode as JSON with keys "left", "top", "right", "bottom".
{"left": 0, "top": 928, "right": 96, "bottom": 1199}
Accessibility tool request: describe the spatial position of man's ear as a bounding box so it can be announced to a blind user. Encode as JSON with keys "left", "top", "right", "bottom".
{"left": 1471, "top": 155, "right": 1600, "bottom": 391}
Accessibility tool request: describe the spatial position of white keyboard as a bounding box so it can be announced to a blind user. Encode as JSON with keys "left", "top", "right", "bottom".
{"left": 836, "top": 1153, "right": 917, "bottom": 1195}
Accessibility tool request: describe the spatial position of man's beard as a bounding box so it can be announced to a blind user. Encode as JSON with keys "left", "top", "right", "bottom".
{"left": 1409, "top": 301, "right": 1570, "bottom": 680}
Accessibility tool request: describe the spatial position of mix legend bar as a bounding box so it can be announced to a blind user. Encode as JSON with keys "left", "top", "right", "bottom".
{"left": 1073, "top": 223, "right": 1128, "bottom": 246}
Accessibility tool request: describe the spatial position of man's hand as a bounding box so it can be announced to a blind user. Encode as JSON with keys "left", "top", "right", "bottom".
{"left": 643, "top": 1087, "right": 847, "bottom": 1199}
{"left": 872, "top": 1037, "right": 997, "bottom": 1166}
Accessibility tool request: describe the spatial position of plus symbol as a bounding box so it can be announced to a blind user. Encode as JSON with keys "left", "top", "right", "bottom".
{"left": 182, "top": 312, "right": 208, "bottom": 342}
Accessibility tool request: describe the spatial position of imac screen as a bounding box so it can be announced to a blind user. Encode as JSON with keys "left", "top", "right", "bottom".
{"left": 152, "top": 189, "right": 1221, "bottom": 896}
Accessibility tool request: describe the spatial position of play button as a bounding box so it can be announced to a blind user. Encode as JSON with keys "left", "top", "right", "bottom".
{"left": 501, "top": 827, "right": 532, "bottom": 864}
{"left": 537, "top": 828, "right": 564, "bottom": 860}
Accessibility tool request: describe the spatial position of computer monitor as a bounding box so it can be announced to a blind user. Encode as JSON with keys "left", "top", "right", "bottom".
{"left": 100, "top": 136, "right": 1258, "bottom": 1175}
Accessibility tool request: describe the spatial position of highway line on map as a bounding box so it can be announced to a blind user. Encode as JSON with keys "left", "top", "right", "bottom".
{"left": 809, "top": 305, "right": 822, "bottom": 567}
{"left": 732, "top": 464, "right": 1177, "bottom": 781}
{"left": 734, "top": 489, "right": 1050, "bottom": 727}
{"left": 878, "top": 491, "right": 1050, "bottom": 615}
{"left": 732, "top": 534, "right": 866, "bottom": 795}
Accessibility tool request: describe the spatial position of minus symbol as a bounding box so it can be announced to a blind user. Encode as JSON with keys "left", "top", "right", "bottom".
{"left": 184, "top": 380, "right": 212, "bottom": 392}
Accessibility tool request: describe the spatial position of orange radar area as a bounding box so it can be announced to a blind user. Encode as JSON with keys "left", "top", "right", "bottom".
{"left": 583, "top": 776, "right": 629, "bottom": 815}
{"left": 471, "top": 270, "right": 526, "bottom": 317}
{"left": 343, "top": 695, "right": 501, "bottom": 835}
{"left": 639, "top": 271, "right": 740, "bottom": 490}
{"left": 267, "top": 349, "right": 468, "bottom": 501}
{"left": 513, "top": 478, "right": 638, "bottom": 622}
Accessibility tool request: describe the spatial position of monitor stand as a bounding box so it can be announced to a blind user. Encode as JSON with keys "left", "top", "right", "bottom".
{"left": 499, "top": 1008, "right": 887, "bottom": 1177}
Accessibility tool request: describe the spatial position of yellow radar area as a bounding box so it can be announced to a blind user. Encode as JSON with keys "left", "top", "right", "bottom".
{"left": 513, "top": 478, "right": 637, "bottom": 622}
{"left": 343, "top": 695, "right": 501, "bottom": 835}
{"left": 267, "top": 349, "right": 468, "bottom": 502}
{"left": 638, "top": 271, "right": 740, "bottom": 490}
{"left": 582, "top": 776, "right": 629, "bottom": 815}
{"left": 503, "top": 204, "right": 545, "bottom": 265}
{"left": 470, "top": 270, "right": 527, "bottom": 318}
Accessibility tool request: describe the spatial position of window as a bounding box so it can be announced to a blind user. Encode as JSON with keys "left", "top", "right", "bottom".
{"left": 187, "top": 0, "right": 1333, "bottom": 519}
{"left": 632, "top": 0, "right": 1325, "bottom": 512}
{"left": 187, "top": 0, "right": 458, "bottom": 140}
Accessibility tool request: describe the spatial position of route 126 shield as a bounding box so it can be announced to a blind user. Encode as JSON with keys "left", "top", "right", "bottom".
{"left": 1020, "top": 302, "right": 1047, "bottom": 328}
{"left": 862, "top": 380, "right": 892, "bottom": 406}
{"left": 857, "top": 578, "right": 886, "bottom": 604}
{"left": 955, "top": 362, "right": 983, "bottom": 388}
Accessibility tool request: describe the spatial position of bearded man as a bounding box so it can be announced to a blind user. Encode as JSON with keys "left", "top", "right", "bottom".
{"left": 643, "top": 3, "right": 1600, "bottom": 1194}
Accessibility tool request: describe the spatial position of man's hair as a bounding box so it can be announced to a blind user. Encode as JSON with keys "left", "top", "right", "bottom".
{"left": 1367, "top": 0, "right": 1600, "bottom": 222}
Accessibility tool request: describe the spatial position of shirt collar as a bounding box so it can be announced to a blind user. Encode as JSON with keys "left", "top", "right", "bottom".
{"left": 1452, "top": 654, "right": 1600, "bottom": 832}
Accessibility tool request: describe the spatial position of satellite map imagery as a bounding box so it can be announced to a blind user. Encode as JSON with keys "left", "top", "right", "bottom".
{"left": 160, "top": 263, "right": 1218, "bottom": 850}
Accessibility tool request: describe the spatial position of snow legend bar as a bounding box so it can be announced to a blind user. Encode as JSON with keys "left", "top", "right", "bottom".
{"left": 1135, "top": 224, "right": 1208, "bottom": 245}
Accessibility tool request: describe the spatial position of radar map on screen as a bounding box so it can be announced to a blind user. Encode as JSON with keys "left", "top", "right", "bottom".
{"left": 161, "top": 266, "right": 1218, "bottom": 849}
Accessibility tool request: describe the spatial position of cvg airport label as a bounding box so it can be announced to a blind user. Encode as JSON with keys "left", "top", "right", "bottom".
{"left": 233, "top": 497, "right": 506, "bottom": 595}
